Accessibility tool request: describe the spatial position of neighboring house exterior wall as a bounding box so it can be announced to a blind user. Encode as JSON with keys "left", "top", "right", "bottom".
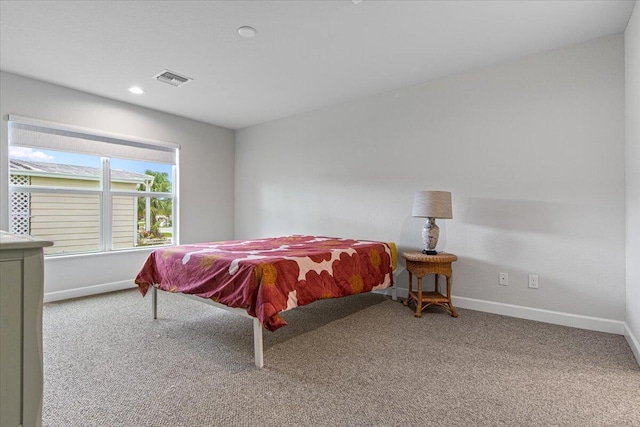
{"left": 29, "top": 191, "right": 101, "bottom": 254}
{"left": 112, "top": 192, "right": 137, "bottom": 250}
{"left": 10, "top": 175, "right": 139, "bottom": 255}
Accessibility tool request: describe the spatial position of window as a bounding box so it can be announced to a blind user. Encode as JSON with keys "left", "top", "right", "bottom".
{"left": 8, "top": 116, "right": 179, "bottom": 256}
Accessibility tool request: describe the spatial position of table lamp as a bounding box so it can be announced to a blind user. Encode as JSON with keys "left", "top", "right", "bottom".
{"left": 412, "top": 190, "right": 452, "bottom": 255}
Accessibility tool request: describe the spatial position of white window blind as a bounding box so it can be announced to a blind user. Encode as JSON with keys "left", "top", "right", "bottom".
{"left": 8, "top": 115, "right": 180, "bottom": 164}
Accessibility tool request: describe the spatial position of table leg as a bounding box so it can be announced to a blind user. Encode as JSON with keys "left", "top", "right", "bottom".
{"left": 446, "top": 275, "right": 459, "bottom": 318}
{"left": 404, "top": 271, "right": 413, "bottom": 306}
{"left": 416, "top": 276, "right": 423, "bottom": 318}
{"left": 434, "top": 274, "right": 439, "bottom": 294}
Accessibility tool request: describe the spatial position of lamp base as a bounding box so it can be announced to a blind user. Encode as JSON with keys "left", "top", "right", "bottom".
{"left": 421, "top": 218, "right": 440, "bottom": 255}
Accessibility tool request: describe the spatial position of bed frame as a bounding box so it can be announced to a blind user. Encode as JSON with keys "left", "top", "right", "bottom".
{"left": 150, "top": 276, "right": 400, "bottom": 368}
{"left": 151, "top": 286, "right": 265, "bottom": 367}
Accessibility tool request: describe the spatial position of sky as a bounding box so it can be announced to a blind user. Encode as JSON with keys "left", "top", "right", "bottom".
{"left": 9, "top": 146, "right": 173, "bottom": 182}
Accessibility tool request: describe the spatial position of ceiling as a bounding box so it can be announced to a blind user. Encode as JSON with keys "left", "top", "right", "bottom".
{"left": 0, "top": 1, "right": 635, "bottom": 130}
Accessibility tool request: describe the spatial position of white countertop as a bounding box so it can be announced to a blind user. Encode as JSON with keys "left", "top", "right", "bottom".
{"left": 0, "top": 231, "right": 53, "bottom": 250}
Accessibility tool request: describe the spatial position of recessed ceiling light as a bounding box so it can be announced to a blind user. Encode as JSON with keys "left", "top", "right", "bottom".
{"left": 238, "top": 26, "right": 257, "bottom": 38}
{"left": 128, "top": 86, "right": 145, "bottom": 95}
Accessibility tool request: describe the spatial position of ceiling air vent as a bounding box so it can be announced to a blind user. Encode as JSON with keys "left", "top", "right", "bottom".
{"left": 154, "top": 70, "right": 192, "bottom": 87}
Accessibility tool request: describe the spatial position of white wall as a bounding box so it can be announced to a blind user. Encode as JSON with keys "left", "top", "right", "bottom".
{"left": 625, "top": 4, "right": 640, "bottom": 363}
{"left": 0, "top": 72, "right": 235, "bottom": 300}
{"left": 236, "top": 35, "right": 626, "bottom": 329}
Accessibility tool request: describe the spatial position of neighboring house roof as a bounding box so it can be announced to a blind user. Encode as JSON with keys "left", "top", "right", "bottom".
{"left": 9, "top": 159, "right": 153, "bottom": 184}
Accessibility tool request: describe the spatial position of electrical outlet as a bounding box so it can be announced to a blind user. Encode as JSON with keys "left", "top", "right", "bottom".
{"left": 528, "top": 274, "right": 539, "bottom": 289}
{"left": 499, "top": 272, "right": 508, "bottom": 286}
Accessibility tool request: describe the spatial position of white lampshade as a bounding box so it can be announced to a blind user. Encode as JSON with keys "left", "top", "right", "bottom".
{"left": 412, "top": 191, "right": 452, "bottom": 219}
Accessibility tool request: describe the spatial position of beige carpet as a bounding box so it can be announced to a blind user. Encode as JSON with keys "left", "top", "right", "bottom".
{"left": 42, "top": 289, "right": 640, "bottom": 426}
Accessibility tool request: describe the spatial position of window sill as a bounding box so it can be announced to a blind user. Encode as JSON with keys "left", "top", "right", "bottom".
{"left": 44, "top": 244, "right": 175, "bottom": 261}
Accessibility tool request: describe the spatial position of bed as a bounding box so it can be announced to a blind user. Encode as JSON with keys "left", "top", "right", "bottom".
{"left": 135, "top": 235, "right": 397, "bottom": 367}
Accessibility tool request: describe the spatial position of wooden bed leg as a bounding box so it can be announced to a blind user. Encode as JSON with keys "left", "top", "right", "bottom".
{"left": 253, "top": 318, "right": 264, "bottom": 368}
{"left": 152, "top": 286, "right": 157, "bottom": 320}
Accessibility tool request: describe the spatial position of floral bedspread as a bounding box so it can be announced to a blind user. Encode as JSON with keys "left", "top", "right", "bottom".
{"left": 135, "top": 235, "right": 394, "bottom": 331}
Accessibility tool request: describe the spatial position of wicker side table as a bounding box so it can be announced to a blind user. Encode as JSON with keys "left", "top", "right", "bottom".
{"left": 401, "top": 251, "right": 458, "bottom": 318}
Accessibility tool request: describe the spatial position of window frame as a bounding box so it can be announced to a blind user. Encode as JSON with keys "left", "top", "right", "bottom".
{"left": 7, "top": 116, "right": 179, "bottom": 257}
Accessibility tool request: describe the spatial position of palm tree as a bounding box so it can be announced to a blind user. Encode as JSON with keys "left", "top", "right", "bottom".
{"left": 137, "top": 170, "right": 172, "bottom": 237}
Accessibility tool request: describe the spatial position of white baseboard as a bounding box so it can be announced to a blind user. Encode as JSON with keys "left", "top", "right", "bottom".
{"left": 44, "top": 282, "right": 629, "bottom": 343}
{"left": 452, "top": 296, "right": 625, "bottom": 335}
{"left": 44, "top": 280, "right": 137, "bottom": 303}
{"left": 386, "top": 288, "right": 624, "bottom": 335}
{"left": 374, "top": 287, "right": 397, "bottom": 300}
{"left": 624, "top": 323, "right": 640, "bottom": 366}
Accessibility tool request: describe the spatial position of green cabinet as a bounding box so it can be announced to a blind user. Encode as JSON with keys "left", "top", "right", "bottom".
{"left": 0, "top": 232, "right": 52, "bottom": 427}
